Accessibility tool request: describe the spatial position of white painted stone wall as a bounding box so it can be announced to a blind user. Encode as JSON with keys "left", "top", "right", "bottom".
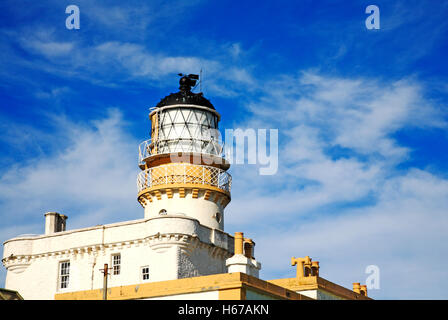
{"left": 226, "top": 254, "right": 261, "bottom": 278}
{"left": 296, "top": 289, "right": 318, "bottom": 299}
{"left": 144, "top": 189, "right": 225, "bottom": 230}
{"left": 2, "top": 215, "right": 234, "bottom": 300}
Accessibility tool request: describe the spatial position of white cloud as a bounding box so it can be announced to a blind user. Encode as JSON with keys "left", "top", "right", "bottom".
{"left": 85, "top": 5, "right": 152, "bottom": 31}
{"left": 224, "top": 71, "right": 448, "bottom": 299}
{"left": 11, "top": 31, "right": 256, "bottom": 97}
{"left": 0, "top": 109, "right": 147, "bottom": 287}
{"left": 0, "top": 109, "right": 142, "bottom": 235}
{"left": 16, "top": 28, "right": 75, "bottom": 58}
{"left": 25, "top": 41, "right": 74, "bottom": 57}
{"left": 254, "top": 169, "right": 448, "bottom": 299}
{"left": 229, "top": 43, "right": 242, "bottom": 58}
{"left": 0, "top": 109, "right": 145, "bottom": 286}
{"left": 250, "top": 72, "right": 446, "bottom": 160}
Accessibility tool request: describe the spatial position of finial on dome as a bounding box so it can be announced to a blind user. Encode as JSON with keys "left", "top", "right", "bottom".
{"left": 178, "top": 73, "right": 199, "bottom": 92}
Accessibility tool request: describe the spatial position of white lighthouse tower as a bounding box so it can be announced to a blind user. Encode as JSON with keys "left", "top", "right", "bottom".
{"left": 135, "top": 74, "right": 236, "bottom": 280}
{"left": 137, "top": 74, "right": 231, "bottom": 229}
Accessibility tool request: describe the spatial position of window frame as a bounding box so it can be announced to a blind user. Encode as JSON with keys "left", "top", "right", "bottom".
{"left": 58, "top": 260, "right": 70, "bottom": 290}
{"left": 141, "top": 266, "right": 150, "bottom": 282}
{"left": 111, "top": 253, "right": 121, "bottom": 276}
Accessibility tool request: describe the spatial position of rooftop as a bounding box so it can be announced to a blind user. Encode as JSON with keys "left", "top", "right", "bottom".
{"left": 155, "top": 74, "right": 215, "bottom": 110}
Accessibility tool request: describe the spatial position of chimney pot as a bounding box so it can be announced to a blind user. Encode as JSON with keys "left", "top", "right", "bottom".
{"left": 234, "top": 232, "right": 244, "bottom": 255}
{"left": 353, "top": 282, "right": 361, "bottom": 294}
{"left": 44, "top": 212, "right": 68, "bottom": 235}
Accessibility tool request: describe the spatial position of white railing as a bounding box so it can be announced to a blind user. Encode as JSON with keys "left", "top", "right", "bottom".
{"left": 138, "top": 138, "right": 225, "bottom": 165}
{"left": 137, "top": 163, "right": 232, "bottom": 193}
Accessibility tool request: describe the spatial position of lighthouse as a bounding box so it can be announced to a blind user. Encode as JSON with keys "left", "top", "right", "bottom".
{"left": 1, "top": 75, "right": 239, "bottom": 298}
{"left": 132, "top": 74, "right": 238, "bottom": 281}
{"left": 137, "top": 74, "right": 232, "bottom": 229}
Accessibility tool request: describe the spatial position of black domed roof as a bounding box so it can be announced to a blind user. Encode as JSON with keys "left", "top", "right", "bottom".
{"left": 155, "top": 74, "right": 215, "bottom": 110}
{"left": 156, "top": 91, "right": 215, "bottom": 109}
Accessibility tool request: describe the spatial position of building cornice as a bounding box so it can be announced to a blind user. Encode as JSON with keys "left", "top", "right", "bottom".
{"left": 267, "top": 276, "right": 372, "bottom": 300}
{"left": 2, "top": 215, "right": 234, "bottom": 271}
{"left": 54, "top": 272, "right": 312, "bottom": 300}
{"left": 2, "top": 230, "right": 232, "bottom": 271}
{"left": 137, "top": 184, "right": 231, "bottom": 208}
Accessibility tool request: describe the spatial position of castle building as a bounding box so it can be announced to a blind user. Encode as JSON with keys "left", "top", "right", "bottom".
{"left": 1, "top": 75, "right": 371, "bottom": 300}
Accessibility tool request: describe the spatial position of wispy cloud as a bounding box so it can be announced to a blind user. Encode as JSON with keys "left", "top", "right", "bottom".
{"left": 246, "top": 72, "right": 446, "bottom": 159}
{"left": 224, "top": 71, "right": 448, "bottom": 299}
{"left": 256, "top": 168, "right": 448, "bottom": 299}
{"left": 0, "top": 109, "right": 141, "bottom": 230}
{"left": 0, "top": 108, "right": 146, "bottom": 286}
{"left": 10, "top": 30, "right": 256, "bottom": 96}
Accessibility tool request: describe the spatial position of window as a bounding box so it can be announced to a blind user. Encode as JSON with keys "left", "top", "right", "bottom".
{"left": 141, "top": 266, "right": 149, "bottom": 281}
{"left": 59, "top": 261, "right": 70, "bottom": 289}
{"left": 214, "top": 212, "right": 222, "bottom": 223}
{"left": 112, "top": 254, "right": 121, "bottom": 275}
{"left": 159, "top": 209, "right": 167, "bottom": 215}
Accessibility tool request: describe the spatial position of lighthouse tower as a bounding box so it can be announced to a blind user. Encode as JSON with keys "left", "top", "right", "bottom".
{"left": 137, "top": 74, "right": 231, "bottom": 228}
{"left": 135, "top": 74, "right": 235, "bottom": 280}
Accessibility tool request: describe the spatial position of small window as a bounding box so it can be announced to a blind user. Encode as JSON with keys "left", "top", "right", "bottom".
{"left": 214, "top": 212, "right": 222, "bottom": 223}
{"left": 141, "top": 266, "right": 150, "bottom": 281}
{"left": 159, "top": 209, "right": 167, "bottom": 215}
{"left": 112, "top": 254, "right": 121, "bottom": 275}
{"left": 59, "top": 261, "right": 70, "bottom": 289}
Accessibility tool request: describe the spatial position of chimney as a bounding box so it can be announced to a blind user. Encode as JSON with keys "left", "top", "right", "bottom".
{"left": 45, "top": 212, "right": 68, "bottom": 235}
{"left": 360, "top": 284, "right": 368, "bottom": 297}
{"left": 234, "top": 232, "right": 244, "bottom": 255}
{"left": 291, "top": 256, "right": 312, "bottom": 278}
{"left": 226, "top": 232, "right": 261, "bottom": 278}
{"left": 304, "top": 258, "right": 312, "bottom": 277}
{"left": 311, "top": 261, "right": 320, "bottom": 276}
{"left": 353, "top": 282, "right": 361, "bottom": 294}
{"left": 243, "top": 238, "right": 254, "bottom": 259}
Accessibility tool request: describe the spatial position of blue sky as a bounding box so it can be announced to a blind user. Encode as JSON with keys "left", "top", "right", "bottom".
{"left": 1, "top": 0, "right": 448, "bottom": 299}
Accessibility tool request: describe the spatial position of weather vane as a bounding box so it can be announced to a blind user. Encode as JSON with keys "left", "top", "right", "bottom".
{"left": 178, "top": 73, "right": 199, "bottom": 92}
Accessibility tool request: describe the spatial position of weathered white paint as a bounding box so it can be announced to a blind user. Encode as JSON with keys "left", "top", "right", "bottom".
{"left": 296, "top": 289, "right": 345, "bottom": 300}
{"left": 144, "top": 190, "right": 225, "bottom": 230}
{"left": 44, "top": 212, "right": 67, "bottom": 235}
{"left": 226, "top": 254, "right": 261, "bottom": 278}
{"left": 296, "top": 290, "right": 318, "bottom": 299}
